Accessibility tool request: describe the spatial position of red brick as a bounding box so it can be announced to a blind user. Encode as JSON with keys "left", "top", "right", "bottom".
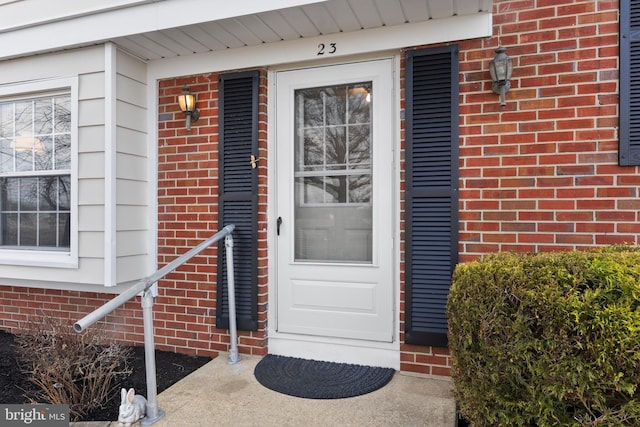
{"left": 518, "top": 233, "right": 555, "bottom": 243}
{"left": 556, "top": 233, "right": 594, "bottom": 245}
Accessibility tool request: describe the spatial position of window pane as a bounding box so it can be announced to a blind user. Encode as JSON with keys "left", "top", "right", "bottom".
{"left": 18, "top": 178, "right": 38, "bottom": 212}
{"left": 2, "top": 213, "right": 17, "bottom": 246}
{"left": 15, "top": 137, "right": 33, "bottom": 172}
{"left": 34, "top": 136, "right": 53, "bottom": 171}
{"left": 325, "top": 87, "right": 346, "bottom": 125}
{"left": 301, "top": 91, "right": 324, "bottom": 127}
{"left": 326, "top": 126, "right": 346, "bottom": 166}
{"left": 348, "top": 125, "right": 371, "bottom": 166}
{"left": 326, "top": 176, "right": 347, "bottom": 203}
{"left": 0, "top": 139, "right": 12, "bottom": 173}
{"left": 1, "top": 178, "right": 19, "bottom": 210}
{"left": 54, "top": 97, "right": 71, "bottom": 133}
{"left": 297, "top": 176, "right": 324, "bottom": 204}
{"left": 38, "top": 177, "right": 58, "bottom": 211}
{"left": 0, "top": 176, "right": 70, "bottom": 249}
{"left": 0, "top": 92, "right": 71, "bottom": 251}
{"left": 348, "top": 83, "right": 371, "bottom": 124}
{"left": 34, "top": 98, "right": 53, "bottom": 135}
{"left": 54, "top": 134, "right": 71, "bottom": 170}
{"left": 14, "top": 101, "right": 32, "bottom": 137}
{"left": 302, "top": 128, "right": 323, "bottom": 168}
{"left": 58, "top": 213, "right": 70, "bottom": 247}
{"left": 349, "top": 175, "right": 371, "bottom": 203}
{"left": 58, "top": 176, "right": 70, "bottom": 210}
{"left": 39, "top": 213, "right": 57, "bottom": 247}
{"left": 19, "top": 178, "right": 37, "bottom": 210}
{"left": 19, "top": 213, "right": 37, "bottom": 246}
{"left": 0, "top": 103, "right": 11, "bottom": 139}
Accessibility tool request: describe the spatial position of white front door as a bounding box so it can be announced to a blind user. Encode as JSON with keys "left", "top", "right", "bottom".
{"left": 275, "top": 60, "right": 395, "bottom": 350}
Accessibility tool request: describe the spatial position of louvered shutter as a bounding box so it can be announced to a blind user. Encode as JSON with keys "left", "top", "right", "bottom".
{"left": 405, "top": 46, "right": 459, "bottom": 347}
{"left": 217, "top": 71, "right": 259, "bottom": 331}
{"left": 620, "top": 0, "right": 640, "bottom": 166}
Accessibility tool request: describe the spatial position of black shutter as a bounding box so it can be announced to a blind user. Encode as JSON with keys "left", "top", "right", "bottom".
{"left": 216, "top": 71, "right": 259, "bottom": 331}
{"left": 620, "top": 0, "right": 640, "bottom": 166}
{"left": 405, "top": 45, "right": 459, "bottom": 347}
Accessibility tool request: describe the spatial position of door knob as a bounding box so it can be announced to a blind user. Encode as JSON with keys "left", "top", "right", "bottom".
{"left": 277, "top": 217, "right": 282, "bottom": 236}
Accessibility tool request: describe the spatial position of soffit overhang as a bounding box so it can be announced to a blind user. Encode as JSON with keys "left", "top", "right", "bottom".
{"left": 0, "top": 0, "right": 493, "bottom": 62}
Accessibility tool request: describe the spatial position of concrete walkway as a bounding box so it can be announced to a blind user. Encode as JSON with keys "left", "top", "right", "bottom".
{"left": 70, "top": 354, "right": 457, "bottom": 427}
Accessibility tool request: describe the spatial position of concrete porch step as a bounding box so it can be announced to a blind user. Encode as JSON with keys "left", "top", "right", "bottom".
{"left": 71, "top": 354, "right": 457, "bottom": 426}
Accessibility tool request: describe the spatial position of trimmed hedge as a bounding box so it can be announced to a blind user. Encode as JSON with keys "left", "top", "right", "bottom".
{"left": 448, "top": 247, "right": 640, "bottom": 426}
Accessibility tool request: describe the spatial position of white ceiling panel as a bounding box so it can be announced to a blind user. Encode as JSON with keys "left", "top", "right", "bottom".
{"left": 181, "top": 25, "right": 229, "bottom": 51}
{"left": 144, "top": 30, "right": 194, "bottom": 56}
{"left": 348, "top": 0, "right": 383, "bottom": 29}
{"left": 126, "top": 34, "right": 178, "bottom": 59}
{"left": 374, "top": 0, "right": 407, "bottom": 27}
{"left": 401, "top": 0, "right": 430, "bottom": 23}
{"left": 107, "top": 0, "right": 492, "bottom": 61}
{"left": 301, "top": 4, "right": 341, "bottom": 34}
{"left": 197, "top": 21, "right": 245, "bottom": 49}
{"left": 159, "top": 28, "right": 210, "bottom": 55}
{"left": 217, "top": 19, "right": 264, "bottom": 46}
{"left": 428, "top": 0, "right": 454, "bottom": 19}
{"left": 323, "top": 1, "right": 361, "bottom": 32}
{"left": 278, "top": 7, "right": 321, "bottom": 38}
{"left": 258, "top": 10, "right": 301, "bottom": 41}
{"left": 114, "top": 37, "right": 164, "bottom": 60}
{"left": 456, "top": 0, "right": 484, "bottom": 15}
{"left": 236, "top": 15, "right": 283, "bottom": 44}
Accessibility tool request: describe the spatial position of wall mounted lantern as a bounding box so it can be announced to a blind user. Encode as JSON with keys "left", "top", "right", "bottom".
{"left": 489, "top": 45, "right": 513, "bottom": 107}
{"left": 177, "top": 86, "right": 200, "bottom": 132}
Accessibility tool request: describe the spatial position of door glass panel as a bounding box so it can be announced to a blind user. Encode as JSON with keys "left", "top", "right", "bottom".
{"left": 294, "top": 82, "right": 373, "bottom": 263}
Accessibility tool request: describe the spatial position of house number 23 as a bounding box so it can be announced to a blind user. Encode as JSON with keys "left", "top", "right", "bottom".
{"left": 317, "top": 43, "right": 337, "bottom": 56}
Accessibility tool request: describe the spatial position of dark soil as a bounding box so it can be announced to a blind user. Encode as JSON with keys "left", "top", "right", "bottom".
{"left": 0, "top": 330, "right": 212, "bottom": 421}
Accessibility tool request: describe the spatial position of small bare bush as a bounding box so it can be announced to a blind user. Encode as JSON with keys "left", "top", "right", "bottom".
{"left": 14, "top": 314, "right": 132, "bottom": 421}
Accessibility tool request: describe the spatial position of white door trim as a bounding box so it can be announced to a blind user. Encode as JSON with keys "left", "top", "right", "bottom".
{"left": 267, "top": 55, "right": 401, "bottom": 369}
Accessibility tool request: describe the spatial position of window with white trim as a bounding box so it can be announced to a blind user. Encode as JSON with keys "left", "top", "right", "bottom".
{"left": 0, "top": 93, "right": 71, "bottom": 250}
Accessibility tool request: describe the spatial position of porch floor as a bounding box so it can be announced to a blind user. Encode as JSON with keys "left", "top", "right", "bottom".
{"left": 70, "top": 353, "right": 457, "bottom": 427}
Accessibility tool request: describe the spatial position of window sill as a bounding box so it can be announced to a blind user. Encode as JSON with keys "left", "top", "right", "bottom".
{"left": 0, "top": 249, "right": 78, "bottom": 269}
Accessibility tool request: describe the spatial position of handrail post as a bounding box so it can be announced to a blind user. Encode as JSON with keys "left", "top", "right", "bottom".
{"left": 140, "top": 288, "right": 164, "bottom": 426}
{"left": 73, "top": 224, "right": 237, "bottom": 424}
{"left": 225, "top": 233, "right": 240, "bottom": 364}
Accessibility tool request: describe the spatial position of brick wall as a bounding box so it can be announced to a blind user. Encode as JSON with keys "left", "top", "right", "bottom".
{"left": 458, "top": 0, "right": 629, "bottom": 263}
{"left": 0, "top": 0, "right": 631, "bottom": 377}
{"left": 0, "top": 71, "right": 271, "bottom": 360}
{"left": 0, "top": 287, "right": 144, "bottom": 344}
{"left": 155, "top": 71, "right": 269, "bottom": 358}
{"left": 398, "top": 0, "right": 626, "bottom": 376}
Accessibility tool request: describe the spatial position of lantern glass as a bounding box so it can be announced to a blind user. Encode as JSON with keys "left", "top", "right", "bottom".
{"left": 490, "top": 57, "right": 513, "bottom": 82}
{"left": 178, "top": 93, "right": 196, "bottom": 113}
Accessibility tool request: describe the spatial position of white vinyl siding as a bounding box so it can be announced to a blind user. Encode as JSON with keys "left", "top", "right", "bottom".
{"left": 0, "top": 44, "right": 149, "bottom": 288}
{"left": 114, "top": 49, "right": 148, "bottom": 284}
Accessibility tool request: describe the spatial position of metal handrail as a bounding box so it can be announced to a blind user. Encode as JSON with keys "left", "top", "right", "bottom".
{"left": 74, "top": 224, "right": 238, "bottom": 426}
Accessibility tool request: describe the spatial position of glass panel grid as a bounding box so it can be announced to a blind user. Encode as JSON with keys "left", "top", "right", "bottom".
{"left": 295, "top": 82, "right": 372, "bottom": 206}
{"left": 0, "top": 93, "right": 71, "bottom": 250}
{"left": 294, "top": 81, "right": 373, "bottom": 263}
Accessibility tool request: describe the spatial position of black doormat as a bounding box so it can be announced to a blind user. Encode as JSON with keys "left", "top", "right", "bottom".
{"left": 254, "top": 354, "right": 395, "bottom": 399}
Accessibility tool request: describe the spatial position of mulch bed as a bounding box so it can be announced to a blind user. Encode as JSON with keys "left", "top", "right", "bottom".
{"left": 0, "top": 330, "right": 211, "bottom": 421}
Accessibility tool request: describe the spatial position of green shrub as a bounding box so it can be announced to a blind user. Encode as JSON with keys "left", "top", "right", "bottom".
{"left": 448, "top": 247, "right": 640, "bottom": 426}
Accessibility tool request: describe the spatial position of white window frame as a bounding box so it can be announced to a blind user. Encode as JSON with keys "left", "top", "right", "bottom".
{"left": 0, "top": 77, "right": 78, "bottom": 268}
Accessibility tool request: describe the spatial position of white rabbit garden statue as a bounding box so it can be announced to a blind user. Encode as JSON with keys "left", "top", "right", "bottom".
{"left": 118, "top": 387, "right": 147, "bottom": 427}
